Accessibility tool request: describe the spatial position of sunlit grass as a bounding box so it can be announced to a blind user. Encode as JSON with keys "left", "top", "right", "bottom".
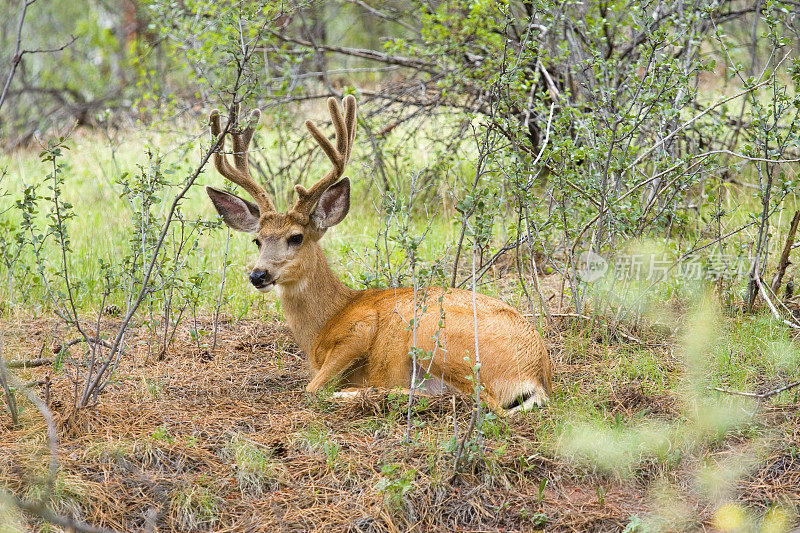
{"left": 711, "top": 314, "right": 800, "bottom": 394}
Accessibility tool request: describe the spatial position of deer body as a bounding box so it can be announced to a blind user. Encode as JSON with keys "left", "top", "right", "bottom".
{"left": 205, "top": 96, "right": 552, "bottom": 412}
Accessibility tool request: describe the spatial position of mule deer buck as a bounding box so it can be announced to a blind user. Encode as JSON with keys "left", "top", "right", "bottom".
{"left": 205, "top": 96, "right": 552, "bottom": 412}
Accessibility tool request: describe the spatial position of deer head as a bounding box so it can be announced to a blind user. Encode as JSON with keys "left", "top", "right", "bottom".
{"left": 206, "top": 96, "right": 357, "bottom": 291}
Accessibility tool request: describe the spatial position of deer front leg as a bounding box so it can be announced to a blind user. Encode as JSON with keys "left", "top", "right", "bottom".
{"left": 481, "top": 392, "right": 506, "bottom": 414}
{"left": 306, "top": 346, "right": 364, "bottom": 393}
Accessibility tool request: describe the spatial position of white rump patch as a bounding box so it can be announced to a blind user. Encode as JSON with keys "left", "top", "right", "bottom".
{"left": 507, "top": 385, "right": 548, "bottom": 415}
{"left": 331, "top": 390, "right": 361, "bottom": 400}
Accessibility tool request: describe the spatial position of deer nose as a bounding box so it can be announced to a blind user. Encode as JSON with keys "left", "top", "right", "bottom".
{"left": 249, "top": 269, "right": 272, "bottom": 287}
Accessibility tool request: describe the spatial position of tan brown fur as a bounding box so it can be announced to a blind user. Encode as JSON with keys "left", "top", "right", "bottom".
{"left": 303, "top": 278, "right": 552, "bottom": 411}
{"left": 205, "top": 96, "right": 552, "bottom": 412}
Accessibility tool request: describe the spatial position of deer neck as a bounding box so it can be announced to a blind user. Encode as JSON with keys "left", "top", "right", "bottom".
{"left": 276, "top": 242, "right": 358, "bottom": 356}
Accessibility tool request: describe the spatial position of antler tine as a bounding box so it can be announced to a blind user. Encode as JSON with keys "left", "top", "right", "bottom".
{"left": 209, "top": 106, "right": 275, "bottom": 215}
{"left": 343, "top": 95, "right": 356, "bottom": 162}
{"left": 290, "top": 95, "right": 357, "bottom": 224}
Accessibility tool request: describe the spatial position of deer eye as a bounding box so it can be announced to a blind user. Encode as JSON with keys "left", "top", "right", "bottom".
{"left": 287, "top": 234, "right": 303, "bottom": 246}
{"left": 252, "top": 238, "right": 261, "bottom": 248}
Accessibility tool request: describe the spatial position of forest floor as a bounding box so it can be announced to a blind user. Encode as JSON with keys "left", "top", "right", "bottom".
{"left": 1, "top": 310, "right": 799, "bottom": 532}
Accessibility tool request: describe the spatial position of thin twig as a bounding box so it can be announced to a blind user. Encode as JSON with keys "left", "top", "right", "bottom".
{"left": 529, "top": 102, "right": 554, "bottom": 171}
{"left": 1, "top": 325, "right": 60, "bottom": 504}
{"left": 6, "top": 358, "right": 52, "bottom": 369}
{"left": 624, "top": 74, "right": 778, "bottom": 174}
{"left": 696, "top": 149, "right": 800, "bottom": 165}
{"left": 770, "top": 210, "right": 800, "bottom": 295}
{"left": 212, "top": 227, "right": 231, "bottom": 352}
{"left": 63, "top": 336, "right": 130, "bottom": 356}
{"left": 707, "top": 381, "right": 800, "bottom": 400}
{"left": 755, "top": 275, "right": 800, "bottom": 330}
{"left": 0, "top": 329, "right": 19, "bottom": 426}
{"left": 263, "top": 31, "right": 438, "bottom": 73}
{"left": 0, "top": 0, "right": 76, "bottom": 115}
{"left": 0, "top": 0, "right": 35, "bottom": 114}
{"left": 547, "top": 312, "right": 646, "bottom": 344}
{"left": 449, "top": 405, "right": 479, "bottom": 482}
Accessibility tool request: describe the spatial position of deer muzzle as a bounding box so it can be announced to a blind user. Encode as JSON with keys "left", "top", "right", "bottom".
{"left": 249, "top": 269, "right": 274, "bottom": 289}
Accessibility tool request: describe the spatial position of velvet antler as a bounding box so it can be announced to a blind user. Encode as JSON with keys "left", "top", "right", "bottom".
{"left": 209, "top": 104, "right": 275, "bottom": 215}
{"left": 289, "top": 95, "right": 357, "bottom": 224}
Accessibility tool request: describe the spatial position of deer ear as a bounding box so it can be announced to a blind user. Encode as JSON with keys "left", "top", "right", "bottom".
{"left": 311, "top": 178, "right": 350, "bottom": 230}
{"left": 206, "top": 186, "right": 260, "bottom": 233}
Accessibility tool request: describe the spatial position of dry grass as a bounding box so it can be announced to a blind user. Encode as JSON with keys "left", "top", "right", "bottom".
{"left": 0, "top": 312, "right": 798, "bottom": 532}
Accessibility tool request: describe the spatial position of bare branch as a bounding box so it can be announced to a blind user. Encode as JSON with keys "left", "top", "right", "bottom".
{"left": 263, "top": 31, "right": 439, "bottom": 74}
{"left": 707, "top": 381, "right": 800, "bottom": 400}
{"left": 0, "top": 0, "right": 76, "bottom": 115}
{"left": 6, "top": 358, "right": 52, "bottom": 369}
{"left": 771, "top": 210, "right": 800, "bottom": 295}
